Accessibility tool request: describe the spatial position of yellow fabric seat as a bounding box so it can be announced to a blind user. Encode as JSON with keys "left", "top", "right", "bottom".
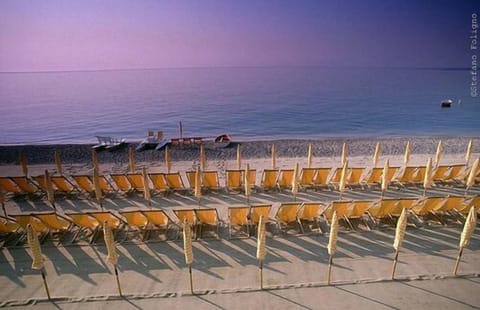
{"left": 312, "top": 168, "right": 331, "bottom": 188}
{"left": 34, "top": 213, "right": 71, "bottom": 231}
{"left": 275, "top": 202, "right": 302, "bottom": 233}
{"left": 0, "top": 177, "right": 21, "bottom": 194}
{"left": 411, "top": 197, "right": 446, "bottom": 215}
{"left": 299, "top": 168, "right": 316, "bottom": 188}
{"left": 202, "top": 171, "right": 220, "bottom": 190}
{"left": 368, "top": 199, "right": 398, "bottom": 220}
{"left": 148, "top": 173, "right": 169, "bottom": 193}
{"left": 164, "top": 172, "right": 185, "bottom": 191}
{"left": 347, "top": 167, "right": 365, "bottom": 186}
{"left": 11, "top": 177, "right": 39, "bottom": 194}
{"left": 260, "top": 169, "right": 279, "bottom": 190}
{"left": 51, "top": 176, "right": 76, "bottom": 193}
{"left": 394, "top": 166, "right": 418, "bottom": 185}
{"left": 195, "top": 209, "right": 220, "bottom": 238}
{"left": 277, "top": 169, "right": 294, "bottom": 189}
{"left": 72, "top": 175, "right": 95, "bottom": 192}
{"left": 126, "top": 174, "right": 145, "bottom": 191}
{"left": 361, "top": 167, "right": 383, "bottom": 185}
{"left": 110, "top": 174, "right": 132, "bottom": 192}
{"left": 228, "top": 206, "right": 250, "bottom": 238}
{"left": 391, "top": 198, "right": 419, "bottom": 216}
{"left": 225, "top": 170, "right": 242, "bottom": 190}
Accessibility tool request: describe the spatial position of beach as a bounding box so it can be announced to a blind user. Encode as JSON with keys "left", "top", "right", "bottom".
{"left": 0, "top": 136, "right": 479, "bottom": 309}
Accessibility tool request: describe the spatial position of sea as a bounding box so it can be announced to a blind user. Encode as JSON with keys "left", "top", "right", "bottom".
{"left": 0, "top": 66, "right": 478, "bottom": 145}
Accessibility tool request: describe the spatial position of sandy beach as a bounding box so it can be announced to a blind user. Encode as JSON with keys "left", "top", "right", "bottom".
{"left": 0, "top": 136, "right": 479, "bottom": 309}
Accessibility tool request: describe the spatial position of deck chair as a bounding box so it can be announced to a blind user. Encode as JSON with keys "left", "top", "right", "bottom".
{"left": 394, "top": 166, "right": 418, "bottom": 186}
{"left": 411, "top": 166, "right": 427, "bottom": 184}
{"left": 32, "top": 175, "right": 51, "bottom": 192}
{"left": 174, "top": 209, "right": 197, "bottom": 239}
{"left": 299, "top": 168, "right": 317, "bottom": 189}
{"left": 277, "top": 169, "right": 295, "bottom": 189}
{"left": 329, "top": 167, "right": 344, "bottom": 185}
{"left": 164, "top": 172, "right": 186, "bottom": 191}
{"left": 194, "top": 209, "right": 220, "bottom": 238}
{"left": 72, "top": 175, "right": 95, "bottom": 193}
{"left": 185, "top": 171, "right": 197, "bottom": 189}
{"left": 142, "top": 209, "right": 172, "bottom": 240}
{"left": 260, "top": 169, "right": 279, "bottom": 191}
{"left": 119, "top": 210, "right": 149, "bottom": 241}
{"left": 10, "top": 177, "right": 40, "bottom": 195}
{"left": 97, "top": 175, "right": 115, "bottom": 193}
{"left": 202, "top": 171, "right": 221, "bottom": 190}
{"left": 12, "top": 214, "right": 50, "bottom": 243}
{"left": 0, "top": 177, "right": 22, "bottom": 195}
{"left": 410, "top": 197, "right": 446, "bottom": 216}
{"left": 0, "top": 217, "right": 21, "bottom": 245}
{"left": 242, "top": 169, "right": 257, "bottom": 190}
{"left": 51, "top": 176, "right": 77, "bottom": 193}
{"left": 66, "top": 212, "right": 101, "bottom": 243}
{"left": 347, "top": 167, "right": 365, "bottom": 187}
{"left": 324, "top": 200, "right": 353, "bottom": 229}
{"left": 436, "top": 196, "right": 465, "bottom": 214}
{"left": 126, "top": 173, "right": 145, "bottom": 191}
{"left": 274, "top": 202, "right": 302, "bottom": 234}
{"left": 297, "top": 202, "right": 325, "bottom": 233}
{"left": 148, "top": 173, "right": 169, "bottom": 195}
{"left": 459, "top": 196, "right": 480, "bottom": 213}
{"left": 361, "top": 167, "right": 383, "bottom": 186}
{"left": 347, "top": 200, "right": 374, "bottom": 230}
{"left": 311, "top": 168, "right": 331, "bottom": 189}
{"left": 228, "top": 206, "right": 250, "bottom": 238}
{"left": 249, "top": 204, "right": 272, "bottom": 235}
{"left": 225, "top": 170, "right": 242, "bottom": 191}
{"left": 432, "top": 165, "right": 450, "bottom": 183}
{"left": 88, "top": 211, "right": 123, "bottom": 229}
{"left": 391, "top": 198, "right": 419, "bottom": 217}
{"left": 387, "top": 167, "right": 400, "bottom": 182}
{"left": 110, "top": 174, "right": 133, "bottom": 192}
{"left": 367, "top": 199, "right": 399, "bottom": 225}
{"left": 33, "top": 212, "right": 73, "bottom": 242}
{"left": 445, "top": 164, "right": 468, "bottom": 183}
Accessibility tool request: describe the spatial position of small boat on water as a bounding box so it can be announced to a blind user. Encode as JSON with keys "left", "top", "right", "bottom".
{"left": 92, "top": 136, "right": 127, "bottom": 151}
{"left": 155, "top": 133, "right": 232, "bottom": 150}
{"left": 441, "top": 99, "right": 452, "bottom": 108}
{"left": 136, "top": 131, "right": 168, "bottom": 151}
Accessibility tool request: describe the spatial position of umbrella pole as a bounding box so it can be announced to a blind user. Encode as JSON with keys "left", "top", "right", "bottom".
{"left": 259, "top": 260, "right": 264, "bottom": 289}
{"left": 391, "top": 249, "right": 400, "bottom": 280}
{"left": 188, "top": 264, "right": 194, "bottom": 294}
{"left": 2, "top": 202, "right": 7, "bottom": 218}
{"left": 327, "top": 255, "right": 333, "bottom": 285}
{"left": 41, "top": 269, "right": 51, "bottom": 300}
{"left": 453, "top": 247, "right": 464, "bottom": 275}
{"left": 114, "top": 264, "right": 122, "bottom": 296}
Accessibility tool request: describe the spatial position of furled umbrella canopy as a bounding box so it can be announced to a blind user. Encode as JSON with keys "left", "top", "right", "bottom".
{"left": 104, "top": 222, "right": 118, "bottom": 265}
{"left": 381, "top": 159, "right": 390, "bottom": 194}
{"left": 128, "top": 147, "right": 135, "bottom": 173}
{"left": 142, "top": 166, "right": 151, "bottom": 206}
{"left": 165, "top": 146, "right": 171, "bottom": 173}
{"left": 435, "top": 140, "right": 443, "bottom": 167}
{"left": 307, "top": 143, "right": 313, "bottom": 168}
{"left": 373, "top": 142, "right": 380, "bottom": 167}
{"left": 183, "top": 221, "right": 194, "bottom": 265}
{"left": 93, "top": 167, "right": 103, "bottom": 208}
{"left": 328, "top": 211, "right": 339, "bottom": 256}
{"left": 466, "top": 158, "right": 479, "bottom": 191}
{"left": 466, "top": 140, "right": 473, "bottom": 166}
{"left": 292, "top": 162, "right": 299, "bottom": 198}
{"left": 244, "top": 163, "right": 251, "bottom": 202}
{"left": 256, "top": 215, "right": 266, "bottom": 261}
{"left": 271, "top": 144, "right": 277, "bottom": 169}
{"left": 393, "top": 208, "right": 408, "bottom": 251}
{"left": 19, "top": 153, "right": 28, "bottom": 177}
{"left": 54, "top": 150, "right": 62, "bottom": 175}
{"left": 338, "top": 161, "right": 348, "bottom": 195}
{"left": 404, "top": 141, "right": 411, "bottom": 167}
{"left": 27, "top": 224, "right": 44, "bottom": 270}
{"left": 194, "top": 166, "right": 202, "bottom": 202}
{"left": 423, "top": 158, "right": 433, "bottom": 191}
{"left": 460, "top": 206, "right": 477, "bottom": 249}
{"left": 200, "top": 144, "right": 206, "bottom": 171}
{"left": 341, "top": 143, "right": 348, "bottom": 166}
{"left": 237, "top": 144, "right": 242, "bottom": 170}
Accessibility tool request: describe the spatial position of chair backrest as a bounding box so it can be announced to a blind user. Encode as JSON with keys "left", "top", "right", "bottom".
{"left": 98, "top": 176, "right": 114, "bottom": 191}
{"left": 11, "top": 177, "right": 38, "bottom": 193}
{"left": 89, "top": 211, "right": 121, "bottom": 228}
{"left": 126, "top": 174, "right": 144, "bottom": 190}
{"left": 277, "top": 169, "right": 294, "bottom": 188}
{"left": 329, "top": 168, "right": 344, "bottom": 184}
{"left": 120, "top": 211, "right": 148, "bottom": 227}
{"left": 275, "top": 202, "right": 302, "bottom": 223}
{"left": 185, "top": 171, "right": 196, "bottom": 189}
{"left": 243, "top": 169, "right": 257, "bottom": 187}
{"left": 0, "top": 219, "right": 20, "bottom": 233}
{"left": 299, "top": 168, "right": 316, "bottom": 186}
{"left": 312, "top": 168, "right": 331, "bottom": 186}
{"left": 462, "top": 196, "right": 480, "bottom": 213}
{"left": 195, "top": 209, "right": 218, "bottom": 225}
{"left": 391, "top": 198, "right": 419, "bottom": 216}
{"left": 261, "top": 170, "right": 279, "bottom": 189}
{"left": 67, "top": 213, "right": 100, "bottom": 229}
{"left": 411, "top": 197, "right": 445, "bottom": 215}
{"left": 0, "top": 177, "right": 21, "bottom": 193}
{"left": 165, "top": 173, "right": 185, "bottom": 190}
{"left": 13, "top": 214, "right": 49, "bottom": 232}
{"left": 34, "top": 213, "right": 70, "bottom": 230}
{"left": 174, "top": 209, "right": 196, "bottom": 225}
{"left": 32, "top": 175, "right": 50, "bottom": 192}
{"left": 110, "top": 174, "right": 132, "bottom": 191}
{"left": 324, "top": 200, "right": 351, "bottom": 220}
{"left": 438, "top": 196, "right": 465, "bottom": 212}
{"left": 73, "top": 175, "right": 95, "bottom": 192}
{"left": 203, "top": 171, "right": 220, "bottom": 189}
{"left": 412, "top": 166, "right": 427, "bottom": 183}
{"left": 387, "top": 167, "right": 400, "bottom": 181}
{"left": 368, "top": 199, "right": 398, "bottom": 218}
{"left": 446, "top": 164, "right": 467, "bottom": 180}
{"left": 51, "top": 176, "right": 76, "bottom": 192}
{"left": 396, "top": 167, "right": 417, "bottom": 183}
{"left": 142, "top": 210, "right": 170, "bottom": 226}
{"left": 250, "top": 204, "right": 272, "bottom": 224}
{"left": 363, "top": 168, "right": 383, "bottom": 184}
{"left": 228, "top": 207, "right": 249, "bottom": 226}
{"left": 349, "top": 200, "right": 372, "bottom": 218}
{"left": 432, "top": 166, "right": 450, "bottom": 181}
{"left": 348, "top": 168, "right": 365, "bottom": 184}
{"left": 298, "top": 202, "right": 324, "bottom": 220}
{"left": 225, "top": 170, "right": 242, "bottom": 189}
{"left": 148, "top": 173, "right": 168, "bottom": 191}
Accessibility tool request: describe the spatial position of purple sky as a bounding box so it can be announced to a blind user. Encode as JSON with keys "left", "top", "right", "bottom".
{"left": 0, "top": 0, "right": 475, "bottom": 72}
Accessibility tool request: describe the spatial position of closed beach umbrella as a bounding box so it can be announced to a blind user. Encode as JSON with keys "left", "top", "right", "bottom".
{"left": 244, "top": 163, "right": 251, "bottom": 205}
{"left": 19, "top": 153, "right": 28, "bottom": 177}
{"left": 423, "top": 158, "right": 433, "bottom": 196}
{"left": 179, "top": 121, "right": 183, "bottom": 139}
{"left": 327, "top": 211, "right": 339, "bottom": 285}
{"left": 381, "top": 159, "right": 389, "bottom": 197}
{"left": 404, "top": 141, "right": 411, "bottom": 167}
{"left": 92, "top": 149, "right": 99, "bottom": 173}
{"left": 128, "top": 147, "right": 135, "bottom": 173}
{"left": 194, "top": 166, "right": 202, "bottom": 204}
{"left": 341, "top": 143, "right": 348, "bottom": 166}
{"left": 27, "top": 224, "right": 50, "bottom": 299}
{"left": 466, "top": 158, "right": 479, "bottom": 192}
{"left": 454, "top": 206, "right": 477, "bottom": 275}
{"left": 339, "top": 160, "right": 348, "bottom": 199}
{"left": 237, "top": 144, "right": 242, "bottom": 170}
{"left": 103, "top": 221, "right": 122, "bottom": 296}
{"left": 93, "top": 167, "right": 103, "bottom": 210}
{"left": 200, "top": 144, "right": 206, "bottom": 171}
{"left": 44, "top": 170, "right": 55, "bottom": 211}
{"left": 54, "top": 150, "right": 62, "bottom": 175}
{"left": 466, "top": 140, "right": 473, "bottom": 166}
{"left": 0, "top": 189, "right": 6, "bottom": 218}
{"left": 142, "top": 167, "right": 151, "bottom": 206}
{"left": 391, "top": 208, "right": 408, "bottom": 279}
{"left": 373, "top": 142, "right": 380, "bottom": 167}
{"left": 183, "top": 220, "right": 194, "bottom": 293}
{"left": 292, "top": 162, "right": 299, "bottom": 200}
{"left": 257, "top": 215, "right": 266, "bottom": 289}
{"left": 271, "top": 144, "right": 277, "bottom": 169}
{"left": 165, "top": 146, "right": 171, "bottom": 173}
{"left": 307, "top": 143, "right": 313, "bottom": 168}
{"left": 435, "top": 140, "right": 443, "bottom": 167}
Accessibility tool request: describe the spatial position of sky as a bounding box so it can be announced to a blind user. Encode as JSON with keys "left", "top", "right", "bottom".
{"left": 0, "top": 0, "right": 476, "bottom": 72}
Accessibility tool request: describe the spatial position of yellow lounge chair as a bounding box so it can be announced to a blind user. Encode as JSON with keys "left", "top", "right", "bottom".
{"left": 174, "top": 209, "right": 197, "bottom": 239}
{"left": 367, "top": 198, "right": 399, "bottom": 224}
{"left": 185, "top": 171, "right": 197, "bottom": 189}
{"left": 391, "top": 197, "right": 419, "bottom": 217}
{"left": 97, "top": 175, "right": 115, "bottom": 192}
{"left": 148, "top": 173, "right": 169, "bottom": 195}
{"left": 88, "top": 211, "right": 123, "bottom": 229}
{"left": 0, "top": 177, "right": 22, "bottom": 194}
{"left": 459, "top": 196, "right": 480, "bottom": 213}
{"left": 66, "top": 212, "right": 101, "bottom": 243}
{"left": 411, "top": 166, "right": 427, "bottom": 184}
{"left": 110, "top": 174, "right": 132, "bottom": 192}
{"left": 228, "top": 206, "right": 250, "bottom": 238}
{"left": 242, "top": 169, "right": 257, "bottom": 190}
{"left": 445, "top": 164, "right": 468, "bottom": 183}
{"left": 13, "top": 214, "right": 50, "bottom": 233}
{"left": 119, "top": 210, "right": 149, "bottom": 240}
{"left": 297, "top": 202, "right": 325, "bottom": 233}
{"left": 410, "top": 197, "right": 446, "bottom": 216}
{"left": 347, "top": 167, "right": 365, "bottom": 187}
{"left": 0, "top": 217, "right": 20, "bottom": 234}
{"left": 277, "top": 169, "right": 294, "bottom": 189}
{"left": 324, "top": 200, "right": 352, "bottom": 222}
{"left": 225, "top": 169, "right": 242, "bottom": 191}
{"left": 51, "top": 176, "right": 77, "bottom": 193}
{"left": 249, "top": 204, "right": 272, "bottom": 235}
{"left": 387, "top": 167, "right": 400, "bottom": 182}
{"left": 164, "top": 172, "right": 186, "bottom": 191}
{"left": 195, "top": 209, "right": 220, "bottom": 238}
{"left": 361, "top": 167, "right": 383, "bottom": 186}
{"left": 329, "top": 167, "right": 344, "bottom": 185}
{"left": 10, "top": 177, "right": 39, "bottom": 195}
{"left": 347, "top": 200, "right": 374, "bottom": 230}
{"left": 72, "top": 175, "right": 95, "bottom": 192}
{"left": 142, "top": 209, "right": 172, "bottom": 240}
{"left": 311, "top": 168, "right": 331, "bottom": 189}
{"left": 274, "top": 202, "right": 302, "bottom": 233}
{"left": 432, "top": 165, "right": 450, "bottom": 183}
{"left": 260, "top": 169, "right": 279, "bottom": 191}
{"left": 126, "top": 173, "right": 145, "bottom": 191}
{"left": 299, "top": 168, "right": 316, "bottom": 189}
{"left": 435, "top": 196, "right": 465, "bottom": 213}
{"left": 394, "top": 166, "right": 418, "bottom": 185}
{"left": 202, "top": 171, "right": 220, "bottom": 190}
{"left": 32, "top": 175, "right": 51, "bottom": 192}
{"left": 33, "top": 212, "right": 71, "bottom": 231}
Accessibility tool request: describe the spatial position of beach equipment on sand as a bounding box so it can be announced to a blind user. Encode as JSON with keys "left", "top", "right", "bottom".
{"left": 128, "top": 146, "right": 135, "bottom": 173}
{"left": 19, "top": 152, "right": 28, "bottom": 177}
{"left": 257, "top": 215, "right": 266, "bottom": 289}
{"left": 44, "top": 170, "right": 56, "bottom": 211}
{"left": 0, "top": 190, "right": 6, "bottom": 218}
{"left": 165, "top": 146, "right": 171, "bottom": 173}
{"left": 292, "top": 163, "right": 299, "bottom": 201}
{"left": 373, "top": 142, "right": 380, "bottom": 167}
{"left": 423, "top": 158, "right": 433, "bottom": 196}
{"left": 245, "top": 164, "right": 251, "bottom": 205}
{"left": 92, "top": 149, "right": 99, "bottom": 173}
{"left": 142, "top": 167, "right": 151, "bottom": 207}
{"left": 327, "top": 211, "right": 339, "bottom": 285}
{"left": 93, "top": 168, "right": 104, "bottom": 210}
{"left": 54, "top": 150, "right": 62, "bottom": 175}
{"left": 435, "top": 140, "right": 443, "bottom": 168}
{"left": 381, "top": 160, "right": 389, "bottom": 198}
{"left": 200, "top": 144, "right": 206, "bottom": 171}
{"left": 237, "top": 144, "right": 242, "bottom": 169}
{"left": 27, "top": 224, "right": 51, "bottom": 300}
{"left": 339, "top": 161, "right": 348, "bottom": 199}
{"left": 466, "top": 140, "right": 473, "bottom": 166}
{"left": 307, "top": 143, "right": 313, "bottom": 168}
{"left": 271, "top": 144, "right": 277, "bottom": 169}
{"left": 341, "top": 143, "right": 348, "bottom": 166}
{"left": 454, "top": 206, "right": 477, "bottom": 275}
{"left": 194, "top": 166, "right": 201, "bottom": 204}
{"left": 465, "top": 158, "right": 479, "bottom": 195}
{"left": 391, "top": 208, "right": 408, "bottom": 280}
{"left": 183, "top": 220, "right": 194, "bottom": 294}
{"left": 404, "top": 141, "right": 411, "bottom": 167}
{"left": 103, "top": 221, "right": 122, "bottom": 296}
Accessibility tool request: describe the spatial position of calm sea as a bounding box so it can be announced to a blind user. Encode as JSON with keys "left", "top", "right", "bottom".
{"left": 0, "top": 66, "right": 478, "bottom": 145}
